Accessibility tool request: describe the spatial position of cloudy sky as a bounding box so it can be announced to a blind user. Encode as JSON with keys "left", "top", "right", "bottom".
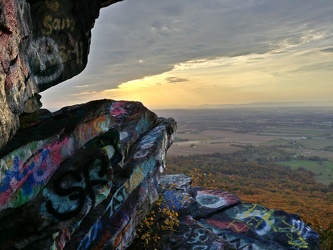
{"left": 42, "top": 0, "right": 333, "bottom": 110}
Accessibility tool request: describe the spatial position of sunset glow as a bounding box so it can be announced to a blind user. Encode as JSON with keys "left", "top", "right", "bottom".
{"left": 41, "top": 0, "right": 333, "bottom": 110}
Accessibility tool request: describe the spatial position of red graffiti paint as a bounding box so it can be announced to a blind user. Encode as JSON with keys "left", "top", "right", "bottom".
{"left": 206, "top": 219, "right": 248, "bottom": 233}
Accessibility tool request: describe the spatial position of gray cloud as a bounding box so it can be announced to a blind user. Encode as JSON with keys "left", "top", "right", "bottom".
{"left": 292, "top": 61, "right": 333, "bottom": 73}
{"left": 92, "top": 0, "right": 333, "bottom": 81}
{"left": 321, "top": 47, "right": 333, "bottom": 53}
{"left": 166, "top": 77, "right": 189, "bottom": 83}
{"left": 42, "top": 0, "right": 333, "bottom": 108}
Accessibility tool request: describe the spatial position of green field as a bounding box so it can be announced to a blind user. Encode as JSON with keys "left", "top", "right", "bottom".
{"left": 324, "top": 146, "right": 333, "bottom": 152}
{"left": 264, "top": 138, "right": 333, "bottom": 150}
{"left": 277, "top": 160, "right": 333, "bottom": 185}
{"left": 259, "top": 127, "right": 329, "bottom": 136}
{"left": 163, "top": 108, "right": 333, "bottom": 186}
{"left": 324, "top": 161, "right": 333, "bottom": 170}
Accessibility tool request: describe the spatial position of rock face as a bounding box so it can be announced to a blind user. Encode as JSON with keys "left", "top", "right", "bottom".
{"left": 0, "top": 0, "right": 122, "bottom": 148}
{"left": 0, "top": 99, "right": 176, "bottom": 249}
{"left": 155, "top": 174, "right": 320, "bottom": 250}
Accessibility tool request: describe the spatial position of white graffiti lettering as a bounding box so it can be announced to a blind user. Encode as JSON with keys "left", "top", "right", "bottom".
{"left": 291, "top": 219, "right": 313, "bottom": 240}
{"left": 26, "top": 37, "right": 63, "bottom": 86}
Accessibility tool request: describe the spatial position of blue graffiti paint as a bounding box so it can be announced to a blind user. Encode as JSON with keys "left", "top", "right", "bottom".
{"left": 0, "top": 148, "right": 52, "bottom": 192}
{"left": 21, "top": 174, "right": 35, "bottom": 197}
{"left": 78, "top": 219, "right": 103, "bottom": 249}
{"left": 135, "top": 118, "right": 151, "bottom": 136}
{"left": 163, "top": 190, "right": 183, "bottom": 211}
{"left": 0, "top": 148, "right": 52, "bottom": 208}
{"left": 0, "top": 156, "right": 34, "bottom": 192}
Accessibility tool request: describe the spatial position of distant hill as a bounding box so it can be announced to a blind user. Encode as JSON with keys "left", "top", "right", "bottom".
{"left": 196, "top": 101, "right": 333, "bottom": 109}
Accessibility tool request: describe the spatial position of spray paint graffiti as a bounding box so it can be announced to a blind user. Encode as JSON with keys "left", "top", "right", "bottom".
{"left": 224, "top": 237, "right": 256, "bottom": 250}
{"left": 84, "top": 128, "right": 122, "bottom": 166}
{"left": 233, "top": 204, "right": 317, "bottom": 248}
{"left": 0, "top": 101, "right": 175, "bottom": 249}
{"left": 235, "top": 208, "right": 275, "bottom": 236}
{"left": 78, "top": 219, "right": 103, "bottom": 249}
{"left": 78, "top": 173, "right": 161, "bottom": 249}
{"left": 188, "top": 189, "right": 240, "bottom": 219}
{"left": 41, "top": 1, "right": 75, "bottom": 35}
{"left": 110, "top": 101, "right": 128, "bottom": 117}
{"left": 186, "top": 227, "right": 210, "bottom": 246}
{"left": 201, "top": 203, "right": 318, "bottom": 249}
{"left": 43, "top": 15, "right": 75, "bottom": 35}
{"left": 159, "top": 174, "right": 192, "bottom": 192}
{"left": 0, "top": 146, "right": 53, "bottom": 206}
{"left": 106, "top": 158, "right": 157, "bottom": 217}
{"left": 108, "top": 184, "right": 128, "bottom": 217}
{"left": 205, "top": 220, "right": 248, "bottom": 234}
{"left": 26, "top": 0, "right": 87, "bottom": 88}
{"left": 0, "top": 101, "right": 129, "bottom": 211}
{"left": 113, "top": 221, "right": 132, "bottom": 249}
{"left": 133, "top": 125, "right": 166, "bottom": 159}
{"left": 74, "top": 121, "right": 172, "bottom": 248}
{"left": 43, "top": 128, "right": 121, "bottom": 221}
{"left": 59, "top": 40, "right": 84, "bottom": 66}
{"left": 158, "top": 175, "right": 318, "bottom": 249}
{"left": 195, "top": 191, "right": 227, "bottom": 209}
{"left": 45, "top": 153, "right": 109, "bottom": 220}
{"left": 26, "top": 36, "right": 63, "bottom": 85}
{"left": 291, "top": 219, "right": 317, "bottom": 240}
{"left": 169, "top": 218, "right": 228, "bottom": 250}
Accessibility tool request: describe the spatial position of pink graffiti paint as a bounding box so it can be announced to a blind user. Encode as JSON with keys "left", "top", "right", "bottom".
{"left": 54, "top": 228, "right": 71, "bottom": 249}
{"left": 110, "top": 101, "right": 127, "bottom": 116}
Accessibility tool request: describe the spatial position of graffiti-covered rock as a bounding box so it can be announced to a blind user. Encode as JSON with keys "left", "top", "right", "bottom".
{"left": 0, "top": 99, "right": 177, "bottom": 249}
{"left": 26, "top": 0, "right": 121, "bottom": 91}
{"left": 0, "top": 0, "right": 122, "bottom": 148}
{"left": 155, "top": 174, "right": 320, "bottom": 250}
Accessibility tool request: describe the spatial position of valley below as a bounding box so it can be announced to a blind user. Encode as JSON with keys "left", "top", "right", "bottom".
{"left": 155, "top": 106, "right": 333, "bottom": 233}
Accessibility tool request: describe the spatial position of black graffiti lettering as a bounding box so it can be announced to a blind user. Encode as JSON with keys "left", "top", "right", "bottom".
{"left": 84, "top": 129, "right": 122, "bottom": 167}
{"left": 46, "top": 153, "right": 109, "bottom": 220}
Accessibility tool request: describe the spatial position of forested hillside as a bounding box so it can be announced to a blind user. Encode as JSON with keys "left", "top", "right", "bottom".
{"left": 166, "top": 150, "right": 333, "bottom": 228}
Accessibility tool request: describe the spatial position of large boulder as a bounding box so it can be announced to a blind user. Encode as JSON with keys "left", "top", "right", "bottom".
{"left": 0, "top": 99, "right": 176, "bottom": 249}
{"left": 153, "top": 174, "right": 320, "bottom": 250}
{"left": 0, "top": 0, "right": 122, "bottom": 148}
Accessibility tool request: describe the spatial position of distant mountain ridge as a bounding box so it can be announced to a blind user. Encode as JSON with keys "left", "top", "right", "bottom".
{"left": 196, "top": 101, "right": 333, "bottom": 109}
{"left": 151, "top": 102, "right": 333, "bottom": 110}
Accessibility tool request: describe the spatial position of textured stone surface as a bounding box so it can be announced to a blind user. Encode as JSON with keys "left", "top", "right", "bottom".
{"left": 156, "top": 174, "right": 320, "bottom": 250}
{"left": 0, "top": 0, "right": 122, "bottom": 148}
{"left": 0, "top": 0, "right": 40, "bottom": 148}
{"left": 0, "top": 99, "right": 176, "bottom": 249}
